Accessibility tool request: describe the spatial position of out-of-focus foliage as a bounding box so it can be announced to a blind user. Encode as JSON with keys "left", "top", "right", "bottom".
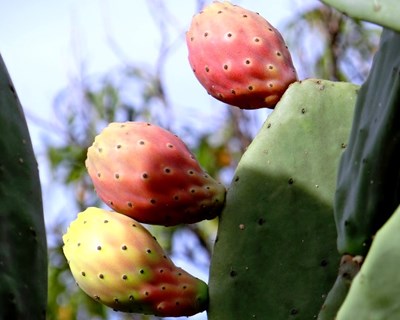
{"left": 284, "top": 4, "right": 381, "bottom": 83}
{"left": 43, "top": 1, "right": 380, "bottom": 319}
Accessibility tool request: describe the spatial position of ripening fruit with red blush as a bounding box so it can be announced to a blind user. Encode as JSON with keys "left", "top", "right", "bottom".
{"left": 63, "top": 207, "right": 209, "bottom": 317}
{"left": 186, "top": 1, "right": 298, "bottom": 109}
{"left": 85, "top": 122, "right": 226, "bottom": 226}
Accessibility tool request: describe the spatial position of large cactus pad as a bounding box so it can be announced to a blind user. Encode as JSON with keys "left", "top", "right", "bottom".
{"left": 320, "top": 0, "right": 400, "bottom": 32}
{"left": 334, "top": 29, "right": 400, "bottom": 256}
{"left": 208, "top": 79, "right": 358, "bottom": 319}
{"left": 0, "top": 54, "right": 47, "bottom": 319}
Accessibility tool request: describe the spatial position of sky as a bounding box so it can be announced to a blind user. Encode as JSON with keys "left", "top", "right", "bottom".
{"left": 0, "top": 0, "right": 318, "bottom": 319}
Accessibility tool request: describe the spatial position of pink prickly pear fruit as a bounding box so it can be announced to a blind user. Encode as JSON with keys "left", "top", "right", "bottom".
{"left": 62, "top": 207, "right": 209, "bottom": 317}
{"left": 85, "top": 121, "right": 226, "bottom": 226}
{"left": 186, "top": 1, "right": 298, "bottom": 109}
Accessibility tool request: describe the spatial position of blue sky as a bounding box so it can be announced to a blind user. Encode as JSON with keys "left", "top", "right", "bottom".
{"left": 1, "top": 1, "right": 317, "bottom": 319}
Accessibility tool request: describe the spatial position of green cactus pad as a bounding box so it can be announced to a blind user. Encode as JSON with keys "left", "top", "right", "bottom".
{"left": 321, "top": 0, "right": 400, "bottom": 32}
{"left": 336, "top": 204, "right": 400, "bottom": 320}
{"left": 208, "top": 79, "right": 358, "bottom": 319}
{"left": 317, "top": 255, "right": 362, "bottom": 320}
{"left": 0, "top": 54, "right": 47, "bottom": 319}
{"left": 334, "top": 29, "right": 400, "bottom": 256}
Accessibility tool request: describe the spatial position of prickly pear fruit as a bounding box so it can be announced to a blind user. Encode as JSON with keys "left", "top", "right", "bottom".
{"left": 85, "top": 121, "right": 226, "bottom": 226}
{"left": 62, "top": 207, "right": 209, "bottom": 317}
{"left": 186, "top": 1, "right": 297, "bottom": 109}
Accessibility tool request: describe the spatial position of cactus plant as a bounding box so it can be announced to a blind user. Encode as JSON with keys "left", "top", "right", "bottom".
{"left": 0, "top": 54, "right": 47, "bottom": 319}
{"left": 208, "top": 79, "right": 358, "bottom": 319}
{"left": 320, "top": 0, "right": 400, "bottom": 32}
{"left": 336, "top": 204, "right": 400, "bottom": 320}
{"left": 317, "top": 255, "right": 363, "bottom": 320}
{"left": 60, "top": 1, "right": 400, "bottom": 319}
{"left": 334, "top": 28, "right": 400, "bottom": 256}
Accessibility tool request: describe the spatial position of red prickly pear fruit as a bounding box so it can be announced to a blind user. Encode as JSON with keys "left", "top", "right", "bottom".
{"left": 62, "top": 207, "right": 209, "bottom": 317}
{"left": 186, "top": 1, "right": 298, "bottom": 109}
{"left": 85, "top": 121, "right": 226, "bottom": 226}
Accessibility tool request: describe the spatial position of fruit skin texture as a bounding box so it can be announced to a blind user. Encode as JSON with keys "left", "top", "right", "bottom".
{"left": 62, "top": 207, "right": 209, "bottom": 317}
{"left": 186, "top": 1, "right": 298, "bottom": 109}
{"left": 85, "top": 121, "right": 226, "bottom": 226}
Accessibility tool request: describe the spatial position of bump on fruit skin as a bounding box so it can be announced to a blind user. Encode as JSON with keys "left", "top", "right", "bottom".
{"left": 85, "top": 121, "right": 226, "bottom": 226}
{"left": 186, "top": 1, "right": 298, "bottom": 109}
{"left": 62, "top": 207, "right": 209, "bottom": 317}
